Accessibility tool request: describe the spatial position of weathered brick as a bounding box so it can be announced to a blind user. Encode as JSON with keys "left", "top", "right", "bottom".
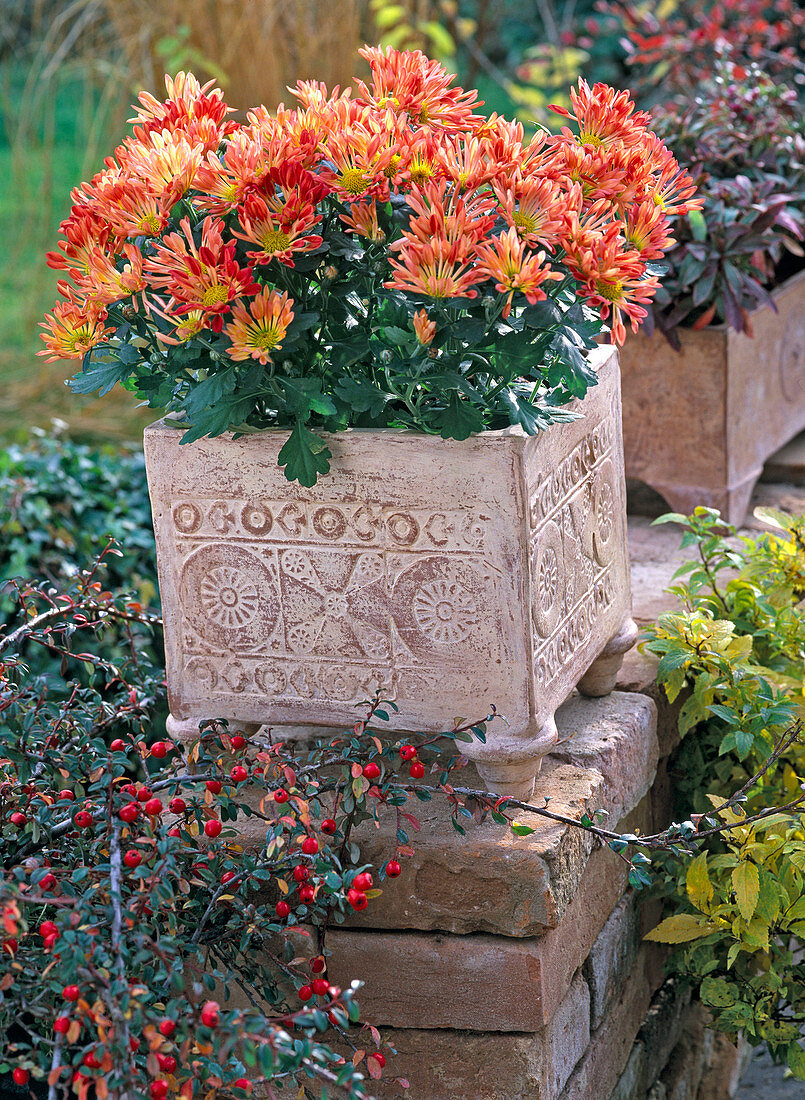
{"left": 558, "top": 952, "right": 654, "bottom": 1100}
{"left": 639, "top": 980, "right": 692, "bottom": 1087}
{"left": 585, "top": 894, "right": 641, "bottom": 1029}
{"left": 608, "top": 1041, "right": 648, "bottom": 1100}
{"left": 549, "top": 691, "right": 659, "bottom": 823}
{"left": 695, "top": 1031, "right": 746, "bottom": 1100}
{"left": 543, "top": 973, "right": 591, "bottom": 1098}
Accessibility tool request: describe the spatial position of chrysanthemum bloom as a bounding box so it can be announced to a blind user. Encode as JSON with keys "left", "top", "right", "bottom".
{"left": 494, "top": 175, "right": 570, "bottom": 249}
{"left": 341, "top": 201, "right": 385, "bottom": 242}
{"left": 118, "top": 130, "right": 203, "bottom": 205}
{"left": 412, "top": 308, "right": 436, "bottom": 345}
{"left": 474, "top": 228, "right": 557, "bottom": 317}
{"left": 564, "top": 223, "right": 659, "bottom": 344}
{"left": 434, "top": 135, "right": 499, "bottom": 191}
{"left": 38, "top": 295, "right": 111, "bottom": 361}
{"left": 395, "top": 181, "right": 496, "bottom": 251}
{"left": 88, "top": 174, "right": 172, "bottom": 242}
{"left": 193, "top": 131, "right": 273, "bottom": 214}
{"left": 386, "top": 236, "right": 483, "bottom": 300}
{"left": 145, "top": 216, "right": 259, "bottom": 331}
{"left": 75, "top": 244, "right": 147, "bottom": 308}
{"left": 155, "top": 308, "right": 209, "bottom": 344}
{"left": 551, "top": 79, "right": 651, "bottom": 151}
{"left": 224, "top": 288, "right": 295, "bottom": 364}
{"left": 644, "top": 139, "right": 703, "bottom": 215}
{"left": 319, "top": 123, "right": 396, "bottom": 200}
{"left": 622, "top": 200, "right": 675, "bottom": 259}
{"left": 234, "top": 187, "right": 323, "bottom": 266}
{"left": 130, "top": 71, "right": 236, "bottom": 153}
{"left": 357, "top": 45, "right": 483, "bottom": 131}
{"left": 46, "top": 213, "right": 110, "bottom": 279}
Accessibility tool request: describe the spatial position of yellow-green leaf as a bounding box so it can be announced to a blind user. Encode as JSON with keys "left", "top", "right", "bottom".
{"left": 788, "top": 1045, "right": 805, "bottom": 1079}
{"left": 732, "top": 861, "right": 760, "bottom": 922}
{"left": 644, "top": 914, "right": 717, "bottom": 943}
{"left": 686, "top": 852, "right": 713, "bottom": 912}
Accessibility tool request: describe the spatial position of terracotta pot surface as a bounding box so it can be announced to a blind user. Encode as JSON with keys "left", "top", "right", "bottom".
{"left": 620, "top": 269, "right": 805, "bottom": 525}
{"left": 144, "top": 345, "right": 634, "bottom": 798}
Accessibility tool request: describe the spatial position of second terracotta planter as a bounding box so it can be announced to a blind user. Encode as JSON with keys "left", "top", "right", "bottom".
{"left": 619, "top": 269, "right": 805, "bottom": 525}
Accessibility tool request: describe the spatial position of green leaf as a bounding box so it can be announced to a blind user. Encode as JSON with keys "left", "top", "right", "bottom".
{"left": 69, "top": 354, "right": 134, "bottom": 398}
{"left": 644, "top": 914, "right": 718, "bottom": 943}
{"left": 688, "top": 209, "right": 707, "bottom": 242}
{"left": 277, "top": 422, "right": 332, "bottom": 487}
{"left": 732, "top": 861, "right": 759, "bottom": 922}
{"left": 511, "top": 823, "right": 535, "bottom": 836}
{"left": 686, "top": 852, "right": 713, "bottom": 912}
{"left": 438, "top": 392, "right": 485, "bottom": 440}
{"left": 788, "top": 1046, "right": 805, "bottom": 1080}
{"left": 700, "top": 976, "right": 737, "bottom": 1008}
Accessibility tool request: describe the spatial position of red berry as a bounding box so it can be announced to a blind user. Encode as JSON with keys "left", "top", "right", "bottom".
{"left": 230, "top": 735, "right": 247, "bottom": 750}
{"left": 374, "top": 1052, "right": 386, "bottom": 1068}
{"left": 232, "top": 1080, "right": 251, "bottom": 1092}
{"left": 347, "top": 888, "right": 369, "bottom": 911}
{"left": 293, "top": 864, "right": 309, "bottom": 883}
{"left": 321, "top": 818, "right": 337, "bottom": 834}
{"left": 110, "top": 739, "right": 125, "bottom": 752}
{"left": 301, "top": 837, "right": 319, "bottom": 856}
{"left": 144, "top": 798, "right": 163, "bottom": 817}
{"left": 122, "top": 783, "right": 137, "bottom": 795}
{"left": 136, "top": 787, "right": 152, "bottom": 803}
{"left": 83, "top": 1052, "right": 100, "bottom": 1069}
{"left": 310, "top": 956, "right": 326, "bottom": 973}
{"left": 157, "top": 1054, "right": 177, "bottom": 1073}
{"left": 230, "top": 765, "right": 248, "bottom": 783}
{"left": 399, "top": 744, "right": 417, "bottom": 760}
{"left": 54, "top": 1016, "right": 70, "bottom": 1034}
{"left": 129, "top": 1036, "right": 140, "bottom": 1052}
{"left": 150, "top": 741, "right": 168, "bottom": 758}
{"left": 274, "top": 788, "right": 289, "bottom": 803}
{"left": 39, "top": 921, "right": 58, "bottom": 938}
{"left": 10, "top": 812, "right": 26, "bottom": 827}
{"left": 63, "top": 985, "right": 80, "bottom": 1002}
{"left": 385, "top": 860, "right": 402, "bottom": 877}
{"left": 206, "top": 780, "right": 222, "bottom": 795}
{"left": 353, "top": 872, "right": 373, "bottom": 892}
{"left": 169, "top": 797, "right": 187, "bottom": 814}
{"left": 2, "top": 939, "right": 18, "bottom": 955}
{"left": 298, "top": 984, "right": 313, "bottom": 1002}
{"left": 119, "top": 803, "right": 139, "bottom": 824}
{"left": 124, "top": 850, "right": 142, "bottom": 869}
{"left": 275, "top": 900, "right": 290, "bottom": 919}
{"left": 43, "top": 933, "right": 58, "bottom": 951}
{"left": 12, "top": 1068, "right": 29, "bottom": 1086}
{"left": 299, "top": 884, "right": 315, "bottom": 904}
{"left": 363, "top": 762, "right": 381, "bottom": 780}
{"left": 57, "top": 790, "right": 75, "bottom": 801}
{"left": 168, "top": 827, "right": 181, "bottom": 838}
{"left": 39, "top": 873, "right": 56, "bottom": 891}
{"left": 204, "top": 819, "right": 222, "bottom": 838}
{"left": 200, "top": 1000, "right": 220, "bottom": 1027}
{"left": 409, "top": 761, "right": 425, "bottom": 779}
{"left": 311, "top": 978, "right": 330, "bottom": 996}
{"left": 74, "top": 811, "right": 93, "bottom": 829}
{"left": 158, "top": 1019, "right": 176, "bottom": 1038}
{"left": 221, "top": 871, "right": 237, "bottom": 885}
{"left": 151, "top": 1081, "right": 169, "bottom": 1100}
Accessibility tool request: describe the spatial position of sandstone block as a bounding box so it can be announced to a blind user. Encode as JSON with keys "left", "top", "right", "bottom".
{"left": 585, "top": 894, "right": 641, "bottom": 1029}
{"left": 558, "top": 951, "right": 654, "bottom": 1100}
{"left": 639, "top": 980, "right": 692, "bottom": 1087}
{"left": 543, "top": 972, "right": 591, "bottom": 1098}
{"left": 608, "top": 1041, "right": 648, "bottom": 1100}
{"left": 694, "top": 1032, "right": 746, "bottom": 1100}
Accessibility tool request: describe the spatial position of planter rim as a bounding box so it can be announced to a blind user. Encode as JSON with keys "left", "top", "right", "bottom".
{"left": 146, "top": 343, "right": 618, "bottom": 445}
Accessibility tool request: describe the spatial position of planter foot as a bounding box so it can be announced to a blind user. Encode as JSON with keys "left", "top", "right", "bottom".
{"left": 577, "top": 617, "right": 638, "bottom": 697}
{"left": 635, "top": 469, "right": 761, "bottom": 528}
{"left": 474, "top": 715, "right": 558, "bottom": 801}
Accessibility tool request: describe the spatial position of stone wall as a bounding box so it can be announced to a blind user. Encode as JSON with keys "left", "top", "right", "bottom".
{"left": 316, "top": 688, "right": 746, "bottom": 1099}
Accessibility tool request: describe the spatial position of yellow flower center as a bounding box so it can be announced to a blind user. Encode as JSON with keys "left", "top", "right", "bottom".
{"left": 410, "top": 162, "right": 433, "bottom": 186}
{"left": 514, "top": 211, "right": 537, "bottom": 235}
{"left": 595, "top": 279, "right": 624, "bottom": 302}
{"left": 338, "top": 167, "right": 371, "bottom": 194}
{"left": 259, "top": 228, "right": 292, "bottom": 253}
{"left": 202, "top": 285, "right": 229, "bottom": 307}
{"left": 384, "top": 155, "right": 402, "bottom": 180}
{"left": 252, "top": 325, "right": 283, "bottom": 350}
{"left": 578, "top": 129, "right": 604, "bottom": 147}
{"left": 138, "top": 213, "right": 163, "bottom": 235}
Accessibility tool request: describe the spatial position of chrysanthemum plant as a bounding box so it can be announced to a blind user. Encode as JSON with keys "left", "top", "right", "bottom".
{"left": 41, "top": 46, "right": 699, "bottom": 485}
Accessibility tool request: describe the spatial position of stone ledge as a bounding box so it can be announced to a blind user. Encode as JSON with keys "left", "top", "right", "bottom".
{"left": 345, "top": 691, "right": 658, "bottom": 937}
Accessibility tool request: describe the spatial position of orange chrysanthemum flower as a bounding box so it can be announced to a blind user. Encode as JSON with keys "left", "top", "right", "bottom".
{"left": 644, "top": 139, "right": 704, "bottom": 215}
{"left": 622, "top": 200, "right": 675, "bottom": 259}
{"left": 75, "top": 244, "right": 147, "bottom": 307}
{"left": 494, "top": 175, "right": 571, "bottom": 249}
{"left": 551, "top": 79, "right": 651, "bottom": 151}
{"left": 145, "top": 216, "right": 259, "bottom": 330}
{"left": 412, "top": 308, "right": 436, "bottom": 345}
{"left": 319, "top": 125, "right": 396, "bottom": 200}
{"left": 224, "top": 288, "right": 295, "bottom": 364}
{"left": 395, "top": 181, "right": 496, "bottom": 252}
{"left": 38, "top": 294, "right": 111, "bottom": 361}
{"left": 118, "top": 130, "right": 203, "bottom": 204}
{"left": 130, "top": 71, "right": 236, "bottom": 153}
{"left": 46, "top": 213, "right": 109, "bottom": 278}
{"left": 193, "top": 131, "right": 272, "bottom": 214}
{"left": 234, "top": 187, "right": 323, "bottom": 267}
{"left": 387, "top": 237, "right": 483, "bottom": 300}
{"left": 341, "top": 201, "right": 385, "bottom": 242}
{"left": 357, "top": 45, "right": 483, "bottom": 131}
{"left": 474, "top": 228, "right": 557, "bottom": 317}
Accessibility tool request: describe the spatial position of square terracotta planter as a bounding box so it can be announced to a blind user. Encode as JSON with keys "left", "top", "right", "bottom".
{"left": 143, "top": 345, "right": 635, "bottom": 799}
{"left": 619, "top": 269, "right": 805, "bottom": 526}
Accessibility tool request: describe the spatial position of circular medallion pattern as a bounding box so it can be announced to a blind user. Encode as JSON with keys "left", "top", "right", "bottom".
{"left": 386, "top": 512, "right": 420, "bottom": 546}
{"left": 313, "top": 506, "right": 348, "bottom": 540}
{"left": 173, "top": 502, "right": 202, "bottom": 534}
{"left": 241, "top": 502, "right": 273, "bottom": 536}
{"left": 532, "top": 520, "right": 563, "bottom": 637}
{"left": 200, "top": 567, "right": 259, "bottom": 629}
{"left": 413, "top": 578, "right": 476, "bottom": 644}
